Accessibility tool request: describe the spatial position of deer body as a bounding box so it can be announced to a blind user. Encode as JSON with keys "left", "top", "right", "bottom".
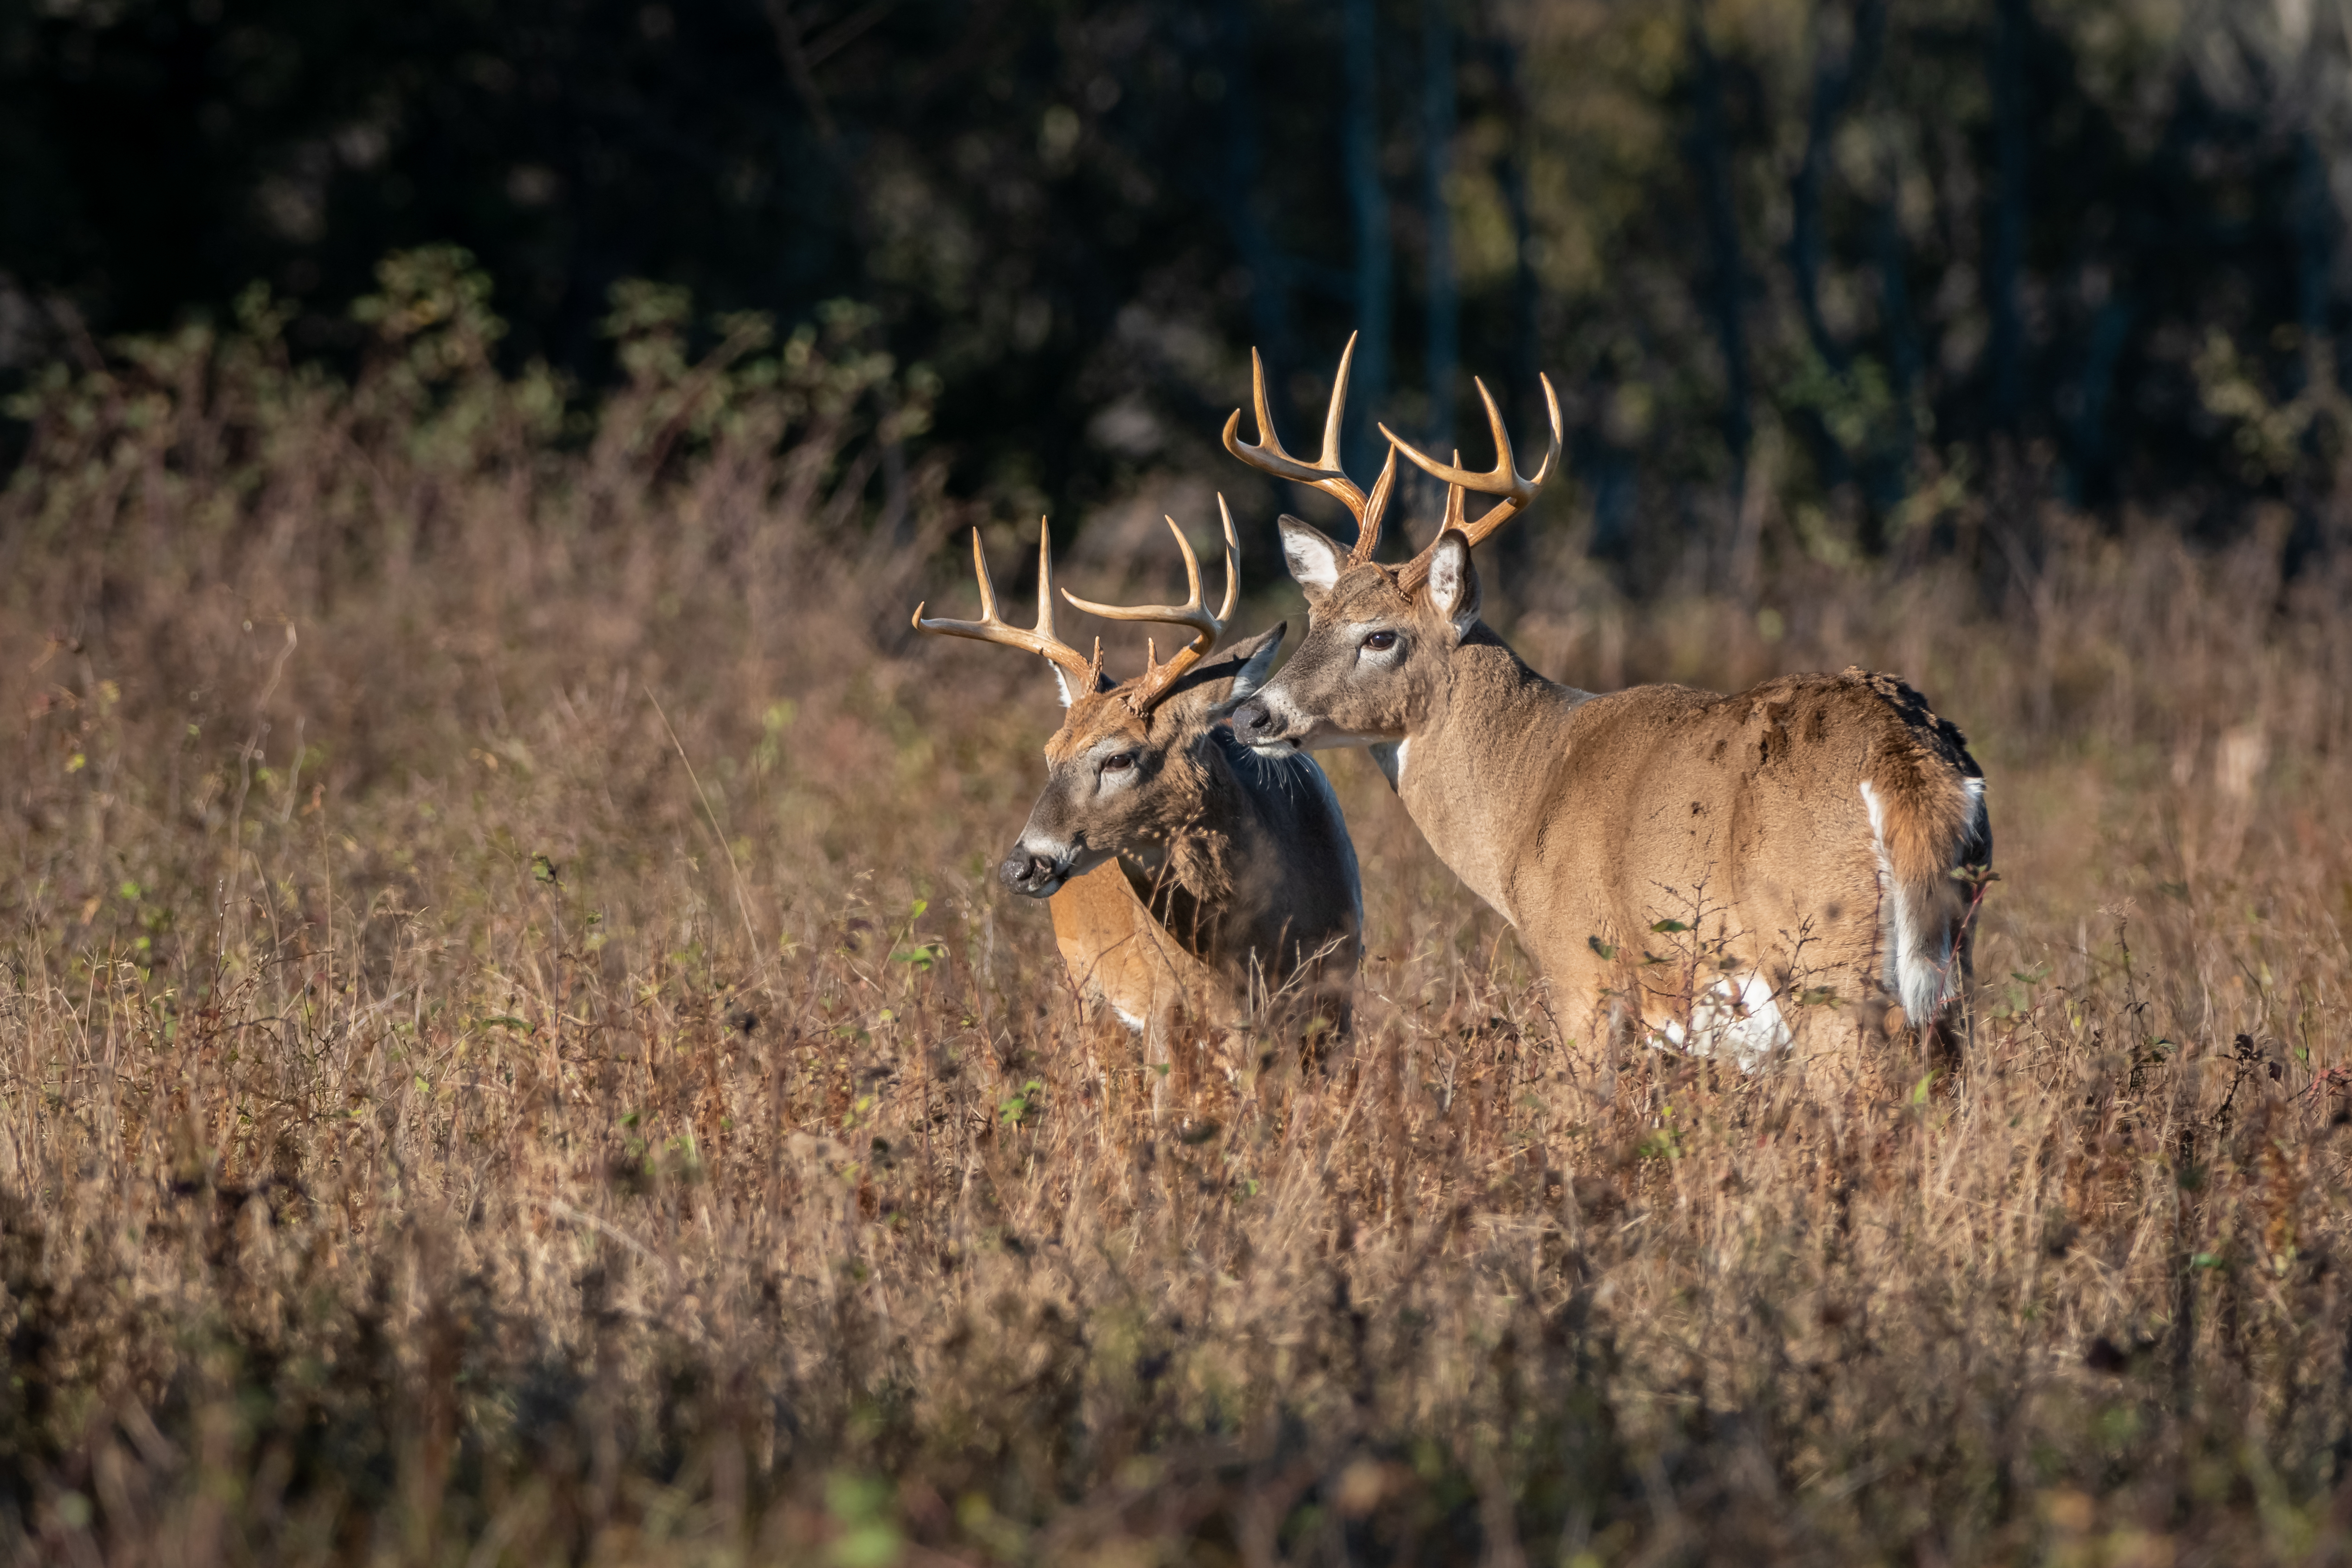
{"left": 1218, "top": 340, "right": 1989, "bottom": 1064}
{"left": 1040, "top": 706, "right": 1361, "bottom": 1037}
{"left": 1352, "top": 628, "right": 1984, "bottom": 1057}
{"left": 1021, "top": 632, "right": 1362, "bottom": 1040}
{"left": 1050, "top": 861, "right": 1221, "bottom": 1035}
{"left": 914, "top": 509, "right": 1361, "bottom": 1072}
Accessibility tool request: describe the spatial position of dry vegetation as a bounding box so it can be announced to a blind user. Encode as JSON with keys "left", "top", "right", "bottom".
{"left": 5, "top": 254, "right": 2352, "bottom": 1565}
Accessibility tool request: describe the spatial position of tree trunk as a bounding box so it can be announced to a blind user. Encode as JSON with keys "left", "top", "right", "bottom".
{"left": 1218, "top": 0, "right": 1292, "bottom": 373}
{"left": 1985, "top": 0, "right": 2028, "bottom": 434}
{"left": 1786, "top": 0, "right": 1885, "bottom": 500}
{"left": 1423, "top": 0, "right": 1458, "bottom": 462}
{"left": 1343, "top": 0, "right": 1393, "bottom": 500}
{"left": 1687, "top": 6, "right": 1751, "bottom": 578}
{"left": 1484, "top": 13, "right": 1546, "bottom": 575}
{"left": 1873, "top": 154, "right": 1921, "bottom": 529}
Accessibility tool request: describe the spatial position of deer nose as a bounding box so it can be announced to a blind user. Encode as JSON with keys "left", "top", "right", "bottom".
{"left": 1229, "top": 697, "right": 1280, "bottom": 740}
{"left": 999, "top": 851, "right": 1061, "bottom": 895}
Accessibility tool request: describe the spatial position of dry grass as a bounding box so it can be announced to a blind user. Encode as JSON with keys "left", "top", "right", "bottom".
{"left": 5, "top": 255, "right": 2352, "bottom": 1565}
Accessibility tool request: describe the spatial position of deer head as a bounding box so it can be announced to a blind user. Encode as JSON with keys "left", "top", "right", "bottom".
{"left": 1220, "top": 339, "right": 1562, "bottom": 754}
{"left": 913, "top": 502, "right": 1280, "bottom": 897}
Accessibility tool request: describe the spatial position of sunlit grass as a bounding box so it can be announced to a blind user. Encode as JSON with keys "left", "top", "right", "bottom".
{"left": 3, "top": 260, "right": 2350, "bottom": 1562}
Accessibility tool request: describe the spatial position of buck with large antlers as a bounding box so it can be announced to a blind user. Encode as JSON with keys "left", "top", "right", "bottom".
{"left": 914, "top": 505, "right": 1361, "bottom": 1073}
{"left": 1225, "top": 338, "right": 1989, "bottom": 1069}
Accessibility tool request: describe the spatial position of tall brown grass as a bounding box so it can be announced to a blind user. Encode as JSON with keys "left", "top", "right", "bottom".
{"left": 4, "top": 250, "right": 2351, "bottom": 1565}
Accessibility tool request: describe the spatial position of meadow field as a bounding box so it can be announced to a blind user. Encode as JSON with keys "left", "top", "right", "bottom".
{"left": 5, "top": 263, "right": 2352, "bottom": 1564}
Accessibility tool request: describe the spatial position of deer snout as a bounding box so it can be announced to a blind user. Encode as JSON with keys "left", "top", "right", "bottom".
{"left": 999, "top": 847, "right": 1069, "bottom": 898}
{"left": 1228, "top": 696, "right": 1295, "bottom": 751}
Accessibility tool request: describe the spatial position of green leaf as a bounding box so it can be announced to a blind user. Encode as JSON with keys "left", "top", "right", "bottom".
{"left": 829, "top": 1523, "right": 901, "bottom": 1568}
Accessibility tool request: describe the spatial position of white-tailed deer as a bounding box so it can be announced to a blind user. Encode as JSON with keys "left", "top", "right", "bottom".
{"left": 1225, "top": 339, "right": 1990, "bottom": 1070}
{"left": 913, "top": 505, "right": 1361, "bottom": 1079}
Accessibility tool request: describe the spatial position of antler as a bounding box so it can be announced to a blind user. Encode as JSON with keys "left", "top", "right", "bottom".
{"left": 1060, "top": 496, "right": 1242, "bottom": 713}
{"left": 911, "top": 523, "right": 1103, "bottom": 688}
{"left": 1223, "top": 333, "right": 1400, "bottom": 565}
{"left": 1382, "top": 373, "right": 1564, "bottom": 588}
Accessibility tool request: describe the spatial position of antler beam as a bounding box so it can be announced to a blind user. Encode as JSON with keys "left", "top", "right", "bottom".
{"left": 1060, "top": 497, "right": 1242, "bottom": 713}
{"left": 912, "top": 524, "right": 1103, "bottom": 687}
{"left": 1223, "top": 335, "right": 1399, "bottom": 564}
{"left": 1381, "top": 373, "right": 1564, "bottom": 578}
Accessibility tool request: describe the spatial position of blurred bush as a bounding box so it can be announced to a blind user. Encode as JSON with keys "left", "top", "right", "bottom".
{"left": 11, "top": 1, "right": 2352, "bottom": 577}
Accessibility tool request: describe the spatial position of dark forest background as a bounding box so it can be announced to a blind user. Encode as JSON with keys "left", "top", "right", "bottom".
{"left": 6, "top": 0, "right": 2352, "bottom": 586}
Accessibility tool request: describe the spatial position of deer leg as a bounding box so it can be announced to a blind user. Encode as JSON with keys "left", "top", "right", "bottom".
{"left": 1169, "top": 996, "right": 1202, "bottom": 1113}
{"left": 1146, "top": 999, "right": 1176, "bottom": 1127}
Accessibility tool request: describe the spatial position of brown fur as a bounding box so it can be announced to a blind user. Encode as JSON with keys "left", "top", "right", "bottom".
{"left": 1235, "top": 526, "right": 1988, "bottom": 1069}
{"left": 1047, "top": 860, "right": 1226, "bottom": 1045}
{"left": 1018, "top": 626, "right": 1362, "bottom": 1062}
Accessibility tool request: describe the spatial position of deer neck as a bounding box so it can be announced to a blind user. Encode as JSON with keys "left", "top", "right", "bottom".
{"left": 1388, "top": 625, "right": 1592, "bottom": 927}
{"left": 1116, "top": 733, "right": 1244, "bottom": 958}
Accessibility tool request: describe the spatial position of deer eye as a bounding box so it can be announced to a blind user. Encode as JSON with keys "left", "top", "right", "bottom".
{"left": 1361, "top": 630, "right": 1399, "bottom": 653}
{"left": 1101, "top": 753, "right": 1135, "bottom": 772}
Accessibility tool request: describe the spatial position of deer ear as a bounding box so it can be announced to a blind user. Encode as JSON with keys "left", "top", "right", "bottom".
{"left": 1051, "top": 663, "right": 1111, "bottom": 707}
{"left": 1225, "top": 621, "right": 1285, "bottom": 703}
{"left": 1423, "top": 530, "right": 1481, "bottom": 638}
{"left": 1278, "top": 515, "right": 1346, "bottom": 600}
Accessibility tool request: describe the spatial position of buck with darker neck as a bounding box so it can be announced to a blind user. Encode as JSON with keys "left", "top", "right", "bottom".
{"left": 914, "top": 503, "right": 1361, "bottom": 1045}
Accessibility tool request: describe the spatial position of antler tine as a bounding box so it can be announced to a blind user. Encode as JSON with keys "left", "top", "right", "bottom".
{"left": 1372, "top": 448, "right": 1461, "bottom": 564}
{"left": 1439, "top": 451, "right": 1469, "bottom": 538}
{"left": 1060, "top": 497, "right": 1243, "bottom": 712}
{"left": 911, "top": 522, "right": 1103, "bottom": 686}
{"left": 1349, "top": 441, "right": 1400, "bottom": 564}
{"left": 1211, "top": 492, "right": 1241, "bottom": 623}
{"left": 1221, "top": 334, "right": 1372, "bottom": 521}
{"left": 1380, "top": 372, "right": 1564, "bottom": 550}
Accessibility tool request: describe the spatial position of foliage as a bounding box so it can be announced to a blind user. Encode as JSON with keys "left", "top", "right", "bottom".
{"left": 12, "top": 1, "right": 2352, "bottom": 567}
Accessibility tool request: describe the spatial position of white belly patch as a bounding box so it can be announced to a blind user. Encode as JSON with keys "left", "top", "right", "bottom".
{"left": 1652, "top": 971, "right": 1791, "bottom": 1074}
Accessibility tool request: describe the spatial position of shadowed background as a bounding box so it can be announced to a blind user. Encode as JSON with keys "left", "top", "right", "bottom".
{"left": 10, "top": 0, "right": 2352, "bottom": 575}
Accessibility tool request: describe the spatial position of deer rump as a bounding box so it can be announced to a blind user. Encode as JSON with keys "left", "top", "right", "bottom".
{"left": 1521, "top": 667, "right": 1989, "bottom": 1058}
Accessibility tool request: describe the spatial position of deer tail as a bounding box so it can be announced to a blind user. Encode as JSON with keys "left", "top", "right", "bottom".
{"left": 1857, "top": 726, "right": 1992, "bottom": 1029}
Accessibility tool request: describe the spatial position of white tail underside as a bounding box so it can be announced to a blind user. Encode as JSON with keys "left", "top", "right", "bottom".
{"left": 1859, "top": 777, "right": 1986, "bottom": 1027}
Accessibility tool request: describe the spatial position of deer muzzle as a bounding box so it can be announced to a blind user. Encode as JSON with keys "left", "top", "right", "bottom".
{"left": 999, "top": 845, "right": 1073, "bottom": 899}
{"left": 1227, "top": 694, "right": 1301, "bottom": 753}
